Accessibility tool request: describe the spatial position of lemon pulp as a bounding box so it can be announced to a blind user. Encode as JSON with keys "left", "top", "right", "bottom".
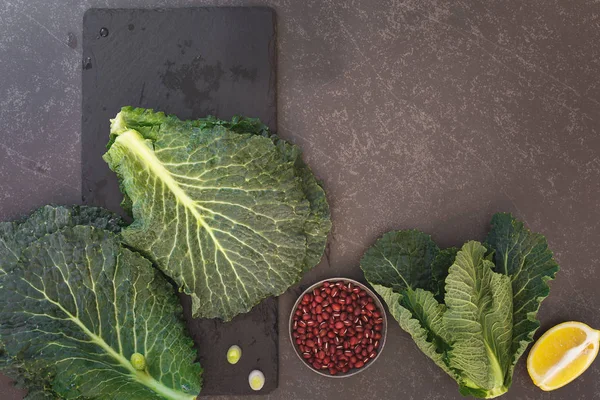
{"left": 527, "top": 321, "right": 600, "bottom": 391}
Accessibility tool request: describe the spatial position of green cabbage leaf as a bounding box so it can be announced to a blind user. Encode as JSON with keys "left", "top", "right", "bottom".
{"left": 0, "top": 205, "right": 124, "bottom": 399}
{"left": 0, "top": 207, "right": 202, "bottom": 399}
{"left": 360, "top": 213, "right": 559, "bottom": 398}
{"left": 103, "top": 107, "right": 331, "bottom": 320}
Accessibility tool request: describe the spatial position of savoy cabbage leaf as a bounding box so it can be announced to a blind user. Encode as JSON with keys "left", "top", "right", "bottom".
{"left": 444, "top": 241, "right": 513, "bottom": 397}
{"left": 0, "top": 205, "right": 122, "bottom": 278}
{"left": 485, "top": 213, "right": 560, "bottom": 387}
{"left": 0, "top": 205, "right": 123, "bottom": 399}
{"left": 0, "top": 225, "right": 202, "bottom": 400}
{"left": 361, "top": 230, "right": 455, "bottom": 377}
{"left": 103, "top": 107, "right": 331, "bottom": 320}
{"left": 360, "top": 213, "right": 558, "bottom": 398}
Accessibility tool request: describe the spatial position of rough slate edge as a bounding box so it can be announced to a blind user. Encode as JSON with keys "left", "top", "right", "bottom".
{"left": 81, "top": 7, "right": 278, "bottom": 396}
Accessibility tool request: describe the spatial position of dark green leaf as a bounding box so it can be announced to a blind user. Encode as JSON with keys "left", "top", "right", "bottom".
{"left": 0, "top": 226, "right": 202, "bottom": 400}
{"left": 0, "top": 205, "right": 123, "bottom": 398}
{"left": 485, "top": 213, "right": 559, "bottom": 380}
{"left": 361, "top": 214, "right": 559, "bottom": 399}
{"left": 0, "top": 205, "right": 122, "bottom": 277}
{"left": 360, "top": 230, "right": 440, "bottom": 293}
{"left": 361, "top": 230, "right": 454, "bottom": 375}
{"left": 430, "top": 247, "right": 458, "bottom": 302}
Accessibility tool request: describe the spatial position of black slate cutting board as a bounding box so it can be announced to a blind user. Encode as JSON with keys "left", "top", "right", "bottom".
{"left": 82, "top": 7, "right": 277, "bottom": 396}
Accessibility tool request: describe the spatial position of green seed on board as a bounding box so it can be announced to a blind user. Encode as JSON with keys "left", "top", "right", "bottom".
{"left": 227, "top": 345, "right": 242, "bottom": 364}
{"left": 248, "top": 370, "right": 265, "bottom": 391}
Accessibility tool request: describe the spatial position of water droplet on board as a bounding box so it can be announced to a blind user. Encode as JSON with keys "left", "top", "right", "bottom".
{"left": 83, "top": 57, "right": 92, "bottom": 70}
{"left": 99, "top": 27, "right": 109, "bottom": 37}
{"left": 128, "top": 24, "right": 135, "bottom": 31}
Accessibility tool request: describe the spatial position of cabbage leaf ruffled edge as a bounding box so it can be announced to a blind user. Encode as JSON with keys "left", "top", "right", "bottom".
{"left": 361, "top": 213, "right": 559, "bottom": 398}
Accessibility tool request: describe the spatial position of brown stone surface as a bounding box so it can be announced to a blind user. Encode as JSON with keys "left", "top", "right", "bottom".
{"left": 1, "top": 1, "right": 599, "bottom": 399}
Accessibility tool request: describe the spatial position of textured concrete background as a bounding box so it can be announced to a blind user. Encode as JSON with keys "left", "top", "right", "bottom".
{"left": 1, "top": 0, "right": 599, "bottom": 399}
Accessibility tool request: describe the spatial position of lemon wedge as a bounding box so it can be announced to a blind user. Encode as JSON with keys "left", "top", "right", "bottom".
{"left": 527, "top": 321, "right": 600, "bottom": 391}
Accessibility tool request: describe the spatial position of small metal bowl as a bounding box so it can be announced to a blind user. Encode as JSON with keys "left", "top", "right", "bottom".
{"left": 289, "top": 277, "right": 387, "bottom": 378}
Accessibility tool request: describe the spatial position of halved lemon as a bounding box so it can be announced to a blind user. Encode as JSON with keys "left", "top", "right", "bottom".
{"left": 527, "top": 321, "right": 600, "bottom": 391}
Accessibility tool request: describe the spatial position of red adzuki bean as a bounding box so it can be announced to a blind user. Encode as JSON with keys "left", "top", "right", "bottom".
{"left": 292, "top": 280, "right": 385, "bottom": 376}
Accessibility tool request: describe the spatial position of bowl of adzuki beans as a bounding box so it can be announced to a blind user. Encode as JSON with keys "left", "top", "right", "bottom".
{"left": 289, "top": 278, "right": 387, "bottom": 377}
